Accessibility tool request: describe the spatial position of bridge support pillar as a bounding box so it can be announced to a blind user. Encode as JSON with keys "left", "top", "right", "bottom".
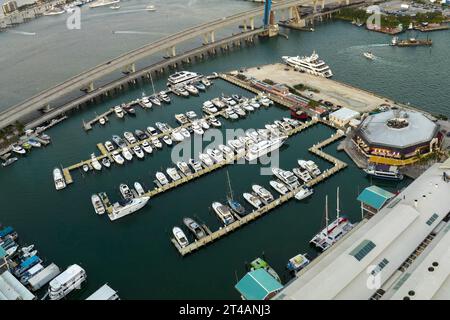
{"left": 242, "top": 19, "right": 247, "bottom": 31}
{"left": 210, "top": 30, "right": 215, "bottom": 43}
{"left": 250, "top": 17, "right": 255, "bottom": 30}
{"left": 313, "top": 0, "right": 318, "bottom": 14}
{"left": 171, "top": 46, "right": 176, "bottom": 57}
{"left": 346, "top": 0, "right": 350, "bottom": 5}
{"left": 203, "top": 33, "right": 209, "bottom": 45}
{"left": 123, "top": 63, "right": 136, "bottom": 74}
{"left": 83, "top": 81, "right": 94, "bottom": 93}
{"left": 321, "top": 0, "right": 325, "bottom": 9}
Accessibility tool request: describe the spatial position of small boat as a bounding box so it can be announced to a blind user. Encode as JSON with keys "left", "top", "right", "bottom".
{"left": 269, "top": 180, "right": 288, "bottom": 195}
{"left": 178, "top": 87, "right": 190, "bottom": 97}
{"left": 135, "top": 130, "right": 148, "bottom": 141}
{"left": 159, "top": 92, "right": 171, "bottom": 103}
{"left": 209, "top": 116, "right": 221, "bottom": 128}
{"left": 252, "top": 185, "right": 274, "bottom": 203}
{"left": 124, "top": 131, "right": 137, "bottom": 144}
{"left": 249, "top": 257, "right": 281, "bottom": 282}
{"left": 151, "top": 137, "right": 163, "bottom": 149}
{"left": 295, "top": 186, "right": 314, "bottom": 200}
{"left": 82, "top": 164, "right": 90, "bottom": 172}
{"left": 206, "top": 148, "right": 224, "bottom": 163}
{"left": 155, "top": 171, "right": 169, "bottom": 186}
{"left": 99, "top": 117, "right": 106, "bottom": 125}
{"left": 228, "top": 139, "right": 245, "bottom": 154}
{"left": 39, "top": 134, "right": 51, "bottom": 141}
{"left": 6, "top": 246, "right": 18, "bottom": 257}
{"left": 134, "top": 182, "right": 145, "bottom": 196}
{"left": 122, "top": 147, "right": 133, "bottom": 161}
{"left": 2, "top": 157, "right": 18, "bottom": 167}
{"left": 173, "top": 227, "right": 189, "bottom": 248}
{"left": 183, "top": 217, "right": 206, "bottom": 240}
{"left": 162, "top": 136, "right": 172, "bottom": 146}
{"left": 112, "top": 135, "right": 127, "bottom": 148}
{"left": 363, "top": 51, "right": 375, "bottom": 60}
{"left": 91, "top": 194, "right": 105, "bottom": 215}
{"left": 133, "top": 145, "right": 145, "bottom": 159}
{"left": 90, "top": 154, "right": 102, "bottom": 171}
{"left": 110, "top": 4, "right": 120, "bottom": 9}
{"left": 225, "top": 108, "right": 239, "bottom": 120}
{"left": 180, "top": 128, "right": 191, "bottom": 138}
{"left": 191, "top": 122, "right": 204, "bottom": 135}
{"left": 22, "top": 250, "right": 38, "bottom": 259}
{"left": 111, "top": 151, "right": 125, "bottom": 165}
{"left": 199, "top": 153, "right": 214, "bottom": 167}
{"left": 234, "top": 106, "right": 246, "bottom": 117}
{"left": 102, "top": 157, "right": 111, "bottom": 168}
{"left": 28, "top": 139, "right": 41, "bottom": 148}
{"left": 12, "top": 145, "right": 26, "bottom": 155}
{"left": 114, "top": 106, "right": 124, "bottom": 118}
{"left": 185, "top": 111, "right": 198, "bottom": 121}
{"left": 193, "top": 82, "right": 206, "bottom": 92}
{"left": 177, "top": 161, "right": 191, "bottom": 176}
{"left": 211, "top": 98, "right": 225, "bottom": 109}
{"left": 243, "top": 192, "right": 263, "bottom": 209}
{"left": 147, "top": 126, "right": 159, "bottom": 136}
{"left": 188, "top": 159, "right": 203, "bottom": 172}
{"left": 201, "top": 78, "right": 211, "bottom": 87}
{"left": 287, "top": 253, "right": 310, "bottom": 272}
{"left": 259, "top": 97, "right": 273, "bottom": 107}
{"left": 212, "top": 202, "right": 235, "bottom": 225}
{"left": 171, "top": 129, "right": 185, "bottom": 142}
{"left": 184, "top": 84, "right": 199, "bottom": 96}
{"left": 145, "top": 4, "right": 156, "bottom": 12}
{"left": 175, "top": 113, "right": 189, "bottom": 125}
{"left": 53, "top": 168, "right": 66, "bottom": 190}
{"left": 149, "top": 95, "right": 161, "bottom": 106}
{"left": 166, "top": 168, "right": 181, "bottom": 181}
{"left": 141, "top": 141, "right": 153, "bottom": 154}
{"left": 22, "top": 143, "right": 32, "bottom": 150}
{"left": 141, "top": 97, "right": 152, "bottom": 108}
{"left": 105, "top": 141, "right": 115, "bottom": 152}
{"left": 120, "top": 183, "right": 133, "bottom": 200}
{"left": 222, "top": 96, "right": 236, "bottom": 106}
{"left": 242, "top": 104, "right": 254, "bottom": 112}
{"left": 198, "top": 119, "right": 210, "bottom": 130}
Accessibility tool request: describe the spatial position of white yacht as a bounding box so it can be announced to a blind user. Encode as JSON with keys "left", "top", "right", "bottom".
{"left": 109, "top": 196, "right": 150, "bottom": 221}
{"left": 123, "top": 131, "right": 136, "bottom": 144}
{"left": 48, "top": 264, "right": 87, "bottom": 300}
{"left": 252, "top": 185, "right": 274, "bottom": 203}
{"left": 199, "top": 153, "right": 214, "bottom": 167}
{"left": 173, "top": 227, "right": 189, "bottom": 248}
{"left": 134, "top": 182, "right": 145, "bottom": 196}
{"left": 269, "top": 180, "right": 288, "bottom": 195}
{"left": 212, "top": 202, "right": 235, "bottom": 225}
{"left": 209, "top": 116, "right": 221, "bottom": 128}
{"left": 162, "top": 136, "right": 172, "bottom": 146}
{"left": 105, "top": 141, "right": 115, "bottom": 152}
{"left": 225, "top": 108, "right": 239, "bottom": 120}
{"left": 293, "top": 167, "right": 312, "bottom": 183}
{"left": 295, "top": 186, "right": 314, "bottom": 200}
{"left": 272, "top": 167, "right": 300, "bottom": 190}
{"left": 228, "top": 139, "right": 245, "bottom": 155}
{"left": 363, "top": 51, "right": 375, "bottom": 60}
{"left": 147, "top": 126, "right": 158, "bottom": 136}
{"left": 121, "top": 147, "right": 133, "bottom": 161}
{"left": 243, "top": 192, "right": 263, "bottom": 209}
{"left": 171, "top": 129, "right": 185, "bottom": 142}
{"left": 91, "top": 194, "right": 105, "bottom": 215}
{"left": 198, "top": 118, "right": 210, "bottom": 130}
{"left": 89, "top": 0, "right": 120, "bottom": 9}
{"left": 151, "top": 137, "right": 163, "bottom": 149}
{"left": 166, "top": 167, "right": 181, "bottom": 181}
{"left": 218, "top": 144, "right": 234, "bottom": 161}
{"left": 120, "top": 183, "right": 133, "bottom": 200}
{"left": 206, "top": 148, "right": 224, "bottom": 163}
{"left": 114, "top": 106, "right": 124, "bottom": 118}
{"left": 90, "top": 154, "right": 102, "bottom": 171}
{"left": 155, "top": 172, "right": 169, "bottom": 186}
{"left": 167, "top": 71, "right": 200, "bottom": 86}
{"left": 12, "top": 145, "right": 26, "bottom": 155}
{"left": 177, "top": 161, "right": 192, "bottom": 176}
{"left": 180, "top": 128, "right": 191, "bottom": 138}
{"left": 141, "top": 141, "right": 153, "bottom": 154}
{"left": 53, "top": 168, "right": 66, "bottom": 190}
{"left": 245, "top": 137, "right": 286, "bottom": 162}
{"left": 111, "top": 151, "right": 125, "bottom": 165}
{"left": 301, "top": 160, "right": 321, "bottom": 177}
{"left": 191, "top": 122, "right": 204, "bottom": 135}
{"left": 282, "top": 51, "right": 333, "bottom": 78}
{"left": 188, "top": 159, "right": 203, "bottom": 172}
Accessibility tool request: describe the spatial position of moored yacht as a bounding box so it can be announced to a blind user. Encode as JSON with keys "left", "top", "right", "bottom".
{"left": 188, "top": 158, "right": 203, "bottom": 172}
{"left": 109, "top": 196, "right": 150, "bottom": 221}
{"left": 183, "top": 217, "right": 206, "bottom": 240}
{"left": 53, "top": 168, "right": 66, "bottom": 190}
{"left": 177, "top": 161, "right": 191, "bottom": 176}
{"left": 48, "top": 264, "right": 86, "bottom": 300}
{"left": 162, "top": 135, "right": 172, "bottom": 146}
{"left": 272, "top": 167, "right": 300, "bottom": 190}
{"left": 364, "top": 164, "right": 404, "bottom": 181}
{"left": 155, "top": 172, "right": 169, "bottom": 186}
{"left": 199, "top": 153, "right": 214, "bottom": 167}
{"left": 91, "top": 194, "right": 105, "bottom": 215}
{"left": 167, "top": 71, "right": 200, "bottom": 87}
{"left": 295, "top": 186, "right": 314, "bottom": 200}
{"left": 90, "top": 154, "right": 102, "bottom": 171}
{"left": 206, "top": 148, "right": 224, "bottom": 163}
{"left": 173, "top": 227, "right": 189, "bottom": 248}
{"left": 287, "top": 253, "right": 310, "bottom": 272}
{"left": 252, "top": 185, "right": 274, "bottom": 203}
{"left": 282, "top": 51, "right": 333, "bottom": 78}
{"left": 245, "top": 136, "right": 286, "bottom": 162}
{"left": 212, "top": 202, "right": 235, "bottom": 225}
{"left": 119, "top": 183, "right": 133, "bottom": 200}
{"left": 166, "top": 167, "right": 181, "bottom": 181}
{"left": 269, "top": 180, "right": 288, "bottom": 195}
{"left": 111, "top": 151, "right": 124, "bottom": 165}
{"left": 243, "top": 192, "right": 263, "bottom": 209}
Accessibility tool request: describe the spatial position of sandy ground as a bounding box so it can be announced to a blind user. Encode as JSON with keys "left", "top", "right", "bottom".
{"left": 241, "top": 63, "right": 393, "bottom": 113}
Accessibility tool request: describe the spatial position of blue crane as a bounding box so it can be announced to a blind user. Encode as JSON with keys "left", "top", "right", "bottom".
{"left": 263, "top": 0, "right": 272, "bottom": 27}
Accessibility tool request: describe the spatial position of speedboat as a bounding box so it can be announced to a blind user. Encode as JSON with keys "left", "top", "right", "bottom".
{"left": 90, "top": 154, "right": 102, "bottom": 171}
{"left": 120, "top": 183, "right": 133, "bottom": 200}
{"left": 211, "top": 98, "right": 225, "bottom": 109}
{"left": 134, "top": 182, "right": 145, "bottom": 196}
{"left": 212, "top": 202, "right": 235, "bottom": 225}
{"left": 162, "top": 136, "right": 172, "bottom": 146}
{"left": 208, "top": 116, "right": 221, "bottom": 128}
{"left": 28, "top": 139, "right": 41, "bottom": 148}
{"left": 159, "top": 92, "right": 171, "bottom": 104}
{"left": 53, "top": 168, "right": 66, "bottom": 190}
{"left": 149, "top": 95, "right": 161, "bottom": 106}
{"left": 218, "top": 144, "right": 234, "bottom": 161}
{"left": 193, "top": 82, "right": 206, "bottom": 92}
{"left": 124, "top": 131, "right": 137, "bottom": 144}
{"left": 155, "top": 122, "right": 171, "bottom": 133}
{"left": 122, "top": 147, "right": 133, "bottom": 161}
{"left": 166, "top": 168, "right": 181, "bottom": 181}
{"left": 250, "top": 99, "right": 260, "bottom": 109}
{"left": 141, "top": 97, "right": 152, "bottom": 108}
{"left": 105, "top": 141, "right": 115, "bottom": 152}
{"left": 171, "top": 129, "right": 185, "bottom": 142}
{"left": 269, "top": 180, "right": 289, "bottom": 195}
{"left": 147, "top": 126, "right": 159, "bottom": 136}
{"left": 21, "top": 245, "right": 35, "bottom": 254}
{"left": 177, "top": 161, "right": 192, "bottom": 176}
{"left": 180, "top": 128, "right": 191, "bottom": 139}
{"left": 201, "top": 78, "right": 211, "bottom": 87}
{"left": 135, "top": 130, "right": 148, "bottom": 141}
{"left": 175, "top": 113, "right": 189, "bottom": 125}
{"left": 233, "top": 106, "right": 246, "bottom": 117}
{"left": 293, "top": 167, "right": 312, "bottom": 183}
{"left": 178, "top": 87, "right": 190, "bottom": 97}
{"left": 287, "top": 253, "right": 310, "bottom": 272}
{"left": 363, "top": 51, "right": 375, "bottom": 60}
{"left": 206, "top": 148, "right": 224, "bottom": 163}
{"left": 111, "top": 151, "right": 125, "bottom": 165}
{"left": 91, "top": 194, "right": 105, "bottom": 215}
{"left": 12, "top": 145, "right": 26, "bottom": 155}
{"left": 203, "top": 101, "right": 217, "bottom": 113}
{"left": 114, "top": 106, "right": 124, "bottom": 118}
{"left": 183, "top": 217, "right": 206, "bottom": 240}
{"left": 173, "top": 227, "right": 189, "bottom": 248}
{"left": 102, "top": 157, "right": 111, "bottom": 168}
{"left": 198, "top": 118, "right": 210, "bottom": 130}
{"left": 109, "top": 196, "right": 150, "bottom": 221}
{"left": 112, "top": 135, "right": 127, "bottom": 148}
{"left": 191, "top": 122, "right": 204, "bottom": 135}
{"left": 82, "top": 164, "right": 90, "bottom": 172}
{"left": 155, "top": 172, "right": 169, "bottom": 186}
{"left": 188, "top": 159, "right": 203, "bottom": 172}
{"left": 199, "top": 153, "right": 214, "bottom": 167}
{"left": 141, "top": 141, "right": 153, "bottom": 154}
{"left": 225, "top": 108, "right": 239, "bottom": 120}
{"left": 184, "top": 84, "right": 199, "bottom": 96}
{"left": 243, "top": 192, "right": 263, "bottom": 209}
{"left": 133, "top": 146, "right": 145, "bottom": 159}
{"left": 151, "top": 137, "right": 163, "bottom": 149}
{"left": 252, "top": 185, "right": 274, "bottom": 203}
{"left": 222, "top": 96, "right": 236, "bottom": 106}
{"left": 242, "top": 104, "right": 254, "bottom": 112}
{"left": 185, "top": 111, "right": 198, "bottom": 121}
{"left": 2, "top": 157, "right": 18, "bottom": 167}
{"left": 295, "top": 186, "right": 314, "bottom": 200}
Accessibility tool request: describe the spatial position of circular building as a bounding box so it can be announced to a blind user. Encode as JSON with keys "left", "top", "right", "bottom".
{"left": 354, "top": 109, "right": 441, "bottom": 160}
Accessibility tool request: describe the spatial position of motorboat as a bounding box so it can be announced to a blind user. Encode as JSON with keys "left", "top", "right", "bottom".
{"left": 123, "top": 132, "right": 136, "bottom": 144}
{"left": 208, "top": 116, "right": 221, "bottom": 128}
{"left": 175, "top": 113, "right": 189, "bottom": 125}
{"left": 177, "top": 161, "right": 192, "bottom": 176}
{"left": 114, "top": 106, "right": 124, "bottom": 118}
{"left": 90, "top": 154, "right": 102, "bottom": 171}
{"left": 222, "top": 96, "right": 236, "bottom": 106}
{"left": 233, "top": 106, "right": 246, "bottom": 117}
{"left": 155, "top": 172, "right": 169, "bottom": 186}
{"left": 188, "top": 159, "right": 203, "bottom": 172}
{"left": 212, "top": 202, "right": 235, "bottom": 225}
{"left": 147, "top": 126, "right": 159, "bottom": 136}
{"left": 242, "top": 103, "right": 254, "bottom": 112}
{"left": 102, "top": 157, "right": 111, "bottom": 168}
{"left": 293, "top": 167, "right": 312, "bottom": 183}
{"left": 105, "top": 141, "right": 115, "bottom": 152}
{"left": 159, "top": 92, "right": 171, "bottom": 103}
{"left": 298, "top": 160, "right": 321, "bottom": 176}
{"left": 250, "top": 258, "right": 281, "bottom": 282}
{"left": 121, "top": 148, "right": 132, "bottom": 161}
{"left": 135, "top": 129, "right": 148, "bottom": 141}
{"left": 91, "top": 194, "right": 105, "bottom": 215}
{"left": 295, "top": 186, "right": 314, "bottom": 200}
{"left": 133, "top": 146, "right": 145, "bottom": 159}
{"left": 185, "top": 111, "right": 198, "bottom": 121}
{"left": 141, "top": 141, "right": 153, "bottom": 154}
{"left": 183, "top": 217, "right": 206, "bottom": 240}
{"left": 171, "top": 129, "right": 185, "bottom": 142}
{"left": 162, "top": 135, "right": 173, "bottom": 146}
{"left": 173, "top": 227, "right": 189, "bottom": 248}
{"left": 109, "top": 196, "right": 150, "bottom": 221}
{"left": 99, "top": 117, "right": 106, "bottom": 125}
{"left": 252, "top": 185, "right": 274, "bottom": 203}
{"left": 269, "top": 180, "right": 288, "bottom": 195}
{"left": 151, "top": 137, "right": 163, "bottom": 149}
{"left": 180, "top": 128, "right": 191, "bottom": 138}
{"left": 22, "top": 142, "right": 32, "bottom": 150}
{"left": 89, "top": 0, "right": 120, "bottom": 9}
{"left": 191, "top": 122, "right": 204, "bottom": 135}
{"left": 225, "top": 108, "right": 239, "bottom": 120}
{"left": 12, "top": 145, "right": 26, "bottom": 155}
{"left": 184, "top": 84, "right": 199, "bottom": 96}
{"left": 112, "top": 135, "right": 127, "bottom": 148}
{"left": 363, "top": 51, "right": 375, "bottom": 60}
{"left": 28, "top": 139, "right": 41, "bottom": 148}
{"left": 203, "top": 100, "right": 217, "bottom": 112}
{"left": 53, "top": 168, "right": 66, "bottom": 190}
{"left": 243, "top": 192, "right": 263, "bottom": 209}
{"left": 201, "top": 78, "right": 211, "bottom": 87}
{"left": 82, "top": 164, "right": 90, "bottom": 172}
{"left": 2, "top": 157, "right": 18, "bottom": 167}
{"left": 250, "top": 98, "right": 260, "bottom": 109}
{"left": 245, "top": 137, "right": 286, "bottom": 162}
{"left": 199, "top": 153, "right": 214, "bottom": 167}
{"left": 206, "top": 148, "right": 224, "bottom": 163}
{"left": 259, "top": 97, "right": 273, "bottom": 107}
{"left": 218, "top": 144, "right": 234, "bottom": 161}
{"left": 141, "top": 97, "right": 152, "bottom": 108}
{"left": 111, "top": 151, "right": 125, "bottom": 165}
{"left": 149, "top": 95, "right": 161, "bottom": 106}
{"left": 166, "top": 168, "right": 181, "bottom": 181}
{"left": 155, "top": 122, "right": 171, "bottom": 133}
{"left": 272, "top": 167, "right": 300, "bottom": 190}
{"left": 211, "top": 98, "right": 225, "bottom": 109}
{"left": 177, "top": 87, "right": 190, "bottom": 97}
{"left": 287, "top": 253, "right": 310, "bottom": 272}
{"left": 193, "top": 81, "right": 206, "bottom": 92}
{"left": 198, "top": 118, "right": 210, "bottom": 130}
{"left": 228, "top": 139, "right": 245, "bottom": 155}
{"left": 134, "top": 182, "right": 145, "bottom": 196}
{"left": 119, "top": 183, "right": 133, "bottom": 200}
{"left": 145, "top": 4, "right": 156, "bottom": 12}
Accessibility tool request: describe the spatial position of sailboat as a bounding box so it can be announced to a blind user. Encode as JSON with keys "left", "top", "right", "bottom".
{"left": 309, "top": 188, "right": 354, "bottom": 252}
{"left": 226, "top": 171, "right": 246, "bottom": 216}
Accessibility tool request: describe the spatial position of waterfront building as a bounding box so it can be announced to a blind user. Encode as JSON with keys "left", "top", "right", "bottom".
{"left": 357, "top": 185, "right": 395, "bottom": 218}
{"left": 235, "top": 269, "right": 283, "bottom": 300}
{"left": 353, "top": 109, "right": 441, "bottom": 163}
{"left": 0, "top": 247, "right": 8, "bottom": 273}
{"left": 86, "top": 284, "right": 120, "bottom": 300}
{"left": 329, "top": 107, "right": 360, "bottom": 128}
{"left": 0, "top": 271, "right": 35, "bottom": 300}
{"left": 275, "top": 163, "right": 450, "bottom": 300}
{"left": 2, "top": 1, "right": 18, "bottom": 15}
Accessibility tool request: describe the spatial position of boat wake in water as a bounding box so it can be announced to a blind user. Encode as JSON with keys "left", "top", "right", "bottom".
{"left": 8, "top": 30, "right": 36, "bottom": 36}
{"left": 89, "top": 9, "right": 149, "bottom": 18}
{"left": 113, "top": 30, "right": 155, "bottom": 35}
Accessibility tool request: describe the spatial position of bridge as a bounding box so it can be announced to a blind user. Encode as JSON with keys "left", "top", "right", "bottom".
{"left": 0, "top": 0, "right": 353, "bottom": 130}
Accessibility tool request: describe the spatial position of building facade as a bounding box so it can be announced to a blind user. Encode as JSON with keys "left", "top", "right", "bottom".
{"left": 2, "top": 1, "right": 18, "bottom": 15}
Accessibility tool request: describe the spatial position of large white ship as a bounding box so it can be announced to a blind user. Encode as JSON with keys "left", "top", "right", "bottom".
{"left": 167, "top": 71, "right": 201, "bottom": 86}
{"left": 53, "top": 168, "right": 66, "bottom": 191}
{"left": 89, "top": 0, "right": 120, "bottom": 8}
{"left": 48, "top": 264, "right": 87, "bottom": 300}
{"left": 282, "top": 51, "right": 333, "bottom": 78}
{"left": 245, "top": 136, "right": 286, "bottom": 161}
{"left": 108, "top": 196, "right": 150, "bottom": 221}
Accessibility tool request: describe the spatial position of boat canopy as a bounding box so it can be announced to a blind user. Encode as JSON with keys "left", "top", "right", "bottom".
{"left": 19, "top": 256, "right": 40, "bottom": 269}
{"left": 235, "top": 269, "right": 283, "bottom": 300}
{"left": 0, "top": 226, "right": 14, "bottom": 238}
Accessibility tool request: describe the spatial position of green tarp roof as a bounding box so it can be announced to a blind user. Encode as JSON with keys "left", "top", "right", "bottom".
{"left": 357, "top": 185, "right": 395, "bottom": 210}
{"left": 235, "top": 269, "right": 283, "bottom": 300}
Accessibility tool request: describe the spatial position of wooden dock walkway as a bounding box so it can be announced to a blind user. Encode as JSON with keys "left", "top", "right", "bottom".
{"left": 83, "top": 108, "right": 114, "bottom": 131}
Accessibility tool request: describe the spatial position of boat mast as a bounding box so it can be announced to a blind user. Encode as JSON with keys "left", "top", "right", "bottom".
{"left": 325, "top": 195, "right": 329, "bottom": 234}
{"left": 336, "top": 187, "right": 340, "bottom": 220}
{"left": 226, "top": 170, "right": 233, "bottom": 200}
{"left": 150, "top": 72, "right": 156, "bottom": 95}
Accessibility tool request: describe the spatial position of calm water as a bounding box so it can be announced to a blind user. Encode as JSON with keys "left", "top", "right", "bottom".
{"left": 1, "top": 7, "right": 449, "bottom": 298}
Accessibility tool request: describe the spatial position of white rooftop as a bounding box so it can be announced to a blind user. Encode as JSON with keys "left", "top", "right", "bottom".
{"left": 275, "top": 163, "right": 450, "bottom": 300}
{"left": 86, "top": 284, "right": 119, "bottom": 300}
{"left": 0, "top": 271, "right": 35, "bottom": 300}
{"left": 330, "top": 107, "right": 360, "bottom": 121}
